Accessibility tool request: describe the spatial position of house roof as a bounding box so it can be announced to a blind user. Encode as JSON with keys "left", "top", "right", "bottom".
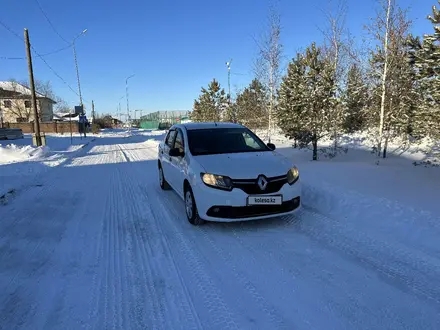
{"left": 0, "top": 81, "right": 56, "bottom": 103}
{"left": 53, "top": 112, "right": 79, "bottom": 121}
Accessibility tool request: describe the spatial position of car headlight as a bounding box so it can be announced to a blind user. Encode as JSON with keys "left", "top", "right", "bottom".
{"left": 287, "top": 167, "right": 299, "bottom": 185}
{"left": 201, "top": 173, "right": 233, "bottom": 191}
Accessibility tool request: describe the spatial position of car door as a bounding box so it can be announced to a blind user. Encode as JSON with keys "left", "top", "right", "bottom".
{"left": 161, "top": 129, "right": 177, "bottom": 186}
{"left": 167, "top": 128, "right": 187, "bottom": 197}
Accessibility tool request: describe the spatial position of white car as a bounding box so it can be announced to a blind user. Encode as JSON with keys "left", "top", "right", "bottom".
{"left": 158, "top": 122, "right": 301, "bottom": 225}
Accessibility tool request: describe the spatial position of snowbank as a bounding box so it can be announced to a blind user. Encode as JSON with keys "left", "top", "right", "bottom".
{"left": 0, "top": 144, "right": 50, "bottom": 164}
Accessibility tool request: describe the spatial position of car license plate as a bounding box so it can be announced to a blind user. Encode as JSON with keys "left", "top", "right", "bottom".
{"left": 247, "top": 196, "right": 282, "bottom": 205}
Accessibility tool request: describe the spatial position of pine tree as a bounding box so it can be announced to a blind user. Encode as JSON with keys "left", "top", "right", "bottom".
{"left": 342, "top": 64, "right": 368, "bottom": 133}
{"left": 235, "top": 79, "right": 268, "bottom": 130}
{"left": 408, "top": 1, "right": 440, "bottom": 139}
{"left": 190, "top": 79, "right": 228, "bottom": 122}
{"left": 278, "top": 43, "right": 337, "bottom": 160}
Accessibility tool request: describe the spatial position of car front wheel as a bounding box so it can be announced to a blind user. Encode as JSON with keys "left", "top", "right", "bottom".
{"left": 184, "top": 185, "right": 204, "bottom": 226}
{"left": 159, "top": 163, "right": 170, "bottom": 190}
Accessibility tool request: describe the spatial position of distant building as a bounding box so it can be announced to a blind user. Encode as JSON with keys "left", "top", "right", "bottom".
{"left": 0, "top": 81, "right": 56, "bottom": 125}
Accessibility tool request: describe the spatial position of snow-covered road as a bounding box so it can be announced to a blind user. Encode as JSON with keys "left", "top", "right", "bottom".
{"left": 1, "top": 131, "right": 439, "bottom": 329}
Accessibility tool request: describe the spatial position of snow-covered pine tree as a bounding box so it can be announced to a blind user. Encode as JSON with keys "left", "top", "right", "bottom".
{"left": 408, "top": 1, "right": 440, "bottom": 139}
{"left": 235, "top": 79, "right": 268, "bottom": 130}
{"left": 190, "top": 79, "right": 228, "bottom": 122}
{"left": 278, "top": 43, "right": 337, "bottom": 160}
{"left": 342, "top": 63, "right": 368, "bottom": 133}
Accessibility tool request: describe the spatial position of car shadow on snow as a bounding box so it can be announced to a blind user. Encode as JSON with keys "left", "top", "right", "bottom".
{"left": 202, "top": 214, "right": 302, "bottom": 232}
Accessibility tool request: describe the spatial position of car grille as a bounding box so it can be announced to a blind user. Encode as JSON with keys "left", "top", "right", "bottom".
{"left": 232, "top": 175, "right": 288, "bottom": 194}
{"left": 206, "top": 197, "right": 301, "bottom": 219}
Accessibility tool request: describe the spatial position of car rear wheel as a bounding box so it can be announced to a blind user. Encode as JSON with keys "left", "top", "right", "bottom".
{"left": 159, "top": 163, "right": 170, "bottom": 190}
{"left": 185, "top": 185, "right": 204, "bottom": 226}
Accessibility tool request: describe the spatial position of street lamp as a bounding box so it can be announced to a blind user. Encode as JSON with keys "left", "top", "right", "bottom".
{"left": 72, "top": 29, "right": 87, "bottom": 109}
{"left": 125, "top": 74, "right": 135, "bottom": 129}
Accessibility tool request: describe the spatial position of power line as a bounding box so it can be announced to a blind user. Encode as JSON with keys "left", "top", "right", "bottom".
{"left": 0, "top": 18, "right": 90, "bottom": 104}
{"left": 0, "top": 56, "right": 25, "bottom": 60}
{"left": 1, "top": 45, "right": 73, "bottom": 60}
{"left": 0, "top": 19, "right": 23, "bottom": 41}
{"left": 0, "top": 21, "right": 90, "bottom": 104}
{"left": 40, "top": 44, "right": 73, "bottom": 56}
{"left": 0, "top": 18, "right": 72, "bottom": 60}
{"left": 34, "top": 50, "right": 80, "bottom": 97}
{"left": 34, "top": 0, "right": 69, "bottom": 44}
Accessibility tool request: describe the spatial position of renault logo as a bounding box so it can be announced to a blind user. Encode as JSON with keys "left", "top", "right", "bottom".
{"left": 257, "top": 175, "right": 268, "bottom": 191}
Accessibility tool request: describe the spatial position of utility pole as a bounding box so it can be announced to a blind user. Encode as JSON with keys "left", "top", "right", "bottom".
{"left": 69, "top": 109, "right": 73, "bottom": 144}
{"left": 24, "top": 28, "right": 42, "bottom": 146}
{"left": 126, "top": 74, "right": 135, "bottom": 131}
{"left": 91, "top": 100, "right": 95, "bottom": 122}
{"left": 226, "top": 59, "right": 232, "bottom": 104}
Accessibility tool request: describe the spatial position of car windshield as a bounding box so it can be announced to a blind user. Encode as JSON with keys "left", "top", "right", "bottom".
{"left": 187, "top": 127, "right": 269, "bottom": 156}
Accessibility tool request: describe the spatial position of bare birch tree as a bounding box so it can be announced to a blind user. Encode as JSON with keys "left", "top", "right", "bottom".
{"left": 320, "top": 0, "right": 349, "bottom": 154}
{"left": 254, "top": 3, "right": 283, "bottom": 142}
{"left": 367, "top": 0, "right": 414, "bottom": 158}
{"left": 377, "top": 0, "right": 392, "bottom": 158}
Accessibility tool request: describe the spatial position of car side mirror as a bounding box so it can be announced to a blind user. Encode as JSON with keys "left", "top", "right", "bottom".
{"left": 169, "top": 148, "right": 184, "bottom": 157}
{"left": 267, "top": 143, "right": 276, "bottom": 151}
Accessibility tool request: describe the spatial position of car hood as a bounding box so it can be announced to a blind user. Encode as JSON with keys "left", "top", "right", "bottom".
{"left": 195, "top": 151, "right": 293, "bottom": 179}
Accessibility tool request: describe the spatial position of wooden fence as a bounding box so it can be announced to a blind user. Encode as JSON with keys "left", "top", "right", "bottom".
{"left": 3, "top": 122, "right": 79, "bottom": 134}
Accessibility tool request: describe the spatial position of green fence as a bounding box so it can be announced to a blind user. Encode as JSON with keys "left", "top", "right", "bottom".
{"left": 140, "top": 120, "right": 159, "bottom": 129}
{"left": 139, "top": 111, "right": 189, "bottom": 128}
{"left": 140, "top": 116, "right": 190, "bottom": 130}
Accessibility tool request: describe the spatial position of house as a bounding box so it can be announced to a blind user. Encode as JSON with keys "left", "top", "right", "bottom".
{"left": 0, "top": 81, "right": 56, "bottom": 125}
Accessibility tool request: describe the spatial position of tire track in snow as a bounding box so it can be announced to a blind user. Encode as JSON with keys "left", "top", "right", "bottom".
{"left": 83, "top": 144, "right": 127, "bottom": 330}
{"left": 117, "top": 143, "right": 174, "bottom": 328}
{"left": 199, "top": 225, "right": 291, "bottom": 329}
{"left": 146, "top": 188, "right": 240, "bottom": 330}
{"left": 296, "top": 206, "right": 440, "bottom": 307}
{"left": 153, "top": 186, "right": 296, "bottom": 328}
{"left": 216, "top": 217, "right": 362, "bottom": 330}
{"left": 122, "top": 143, "right": 203, "bottom": 329}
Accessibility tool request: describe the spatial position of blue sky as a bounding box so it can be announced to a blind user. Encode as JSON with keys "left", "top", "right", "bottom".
{"left": 0, "top": 0, "right": 435, "bottom": 116}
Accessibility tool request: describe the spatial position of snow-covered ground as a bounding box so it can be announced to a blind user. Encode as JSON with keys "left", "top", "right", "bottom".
{"left": 0, "top": 133, "right": 95, "bottom": 199}
{"left": 0, "top": 129, "right": 439, "bottom": 329}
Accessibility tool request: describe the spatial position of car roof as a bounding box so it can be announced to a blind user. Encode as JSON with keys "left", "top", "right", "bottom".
{"left": 176, "top": 122, "right": 244, "bottom": 131}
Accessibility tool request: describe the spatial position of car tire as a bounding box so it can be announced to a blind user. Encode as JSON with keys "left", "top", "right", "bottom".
{"left": 184, "top": 185, "right": 204, "bottom": 226}
{"left": 158, "top": 163, "right": 170, "bottom": 190}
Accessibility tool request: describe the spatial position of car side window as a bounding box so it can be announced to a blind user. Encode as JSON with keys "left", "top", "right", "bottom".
{"left": 242, "top": 132, "right": 260, "bottom": 149}
{"left": 174, "top": 130, "right": 185, "bottom": 153}
{"left": 165, "top": 130, "right": 177, "bottom": 148}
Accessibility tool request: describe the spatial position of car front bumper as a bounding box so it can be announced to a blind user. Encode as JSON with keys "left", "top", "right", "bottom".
{"left": 191, "top": 178, "right": 302, "bottom": 222}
